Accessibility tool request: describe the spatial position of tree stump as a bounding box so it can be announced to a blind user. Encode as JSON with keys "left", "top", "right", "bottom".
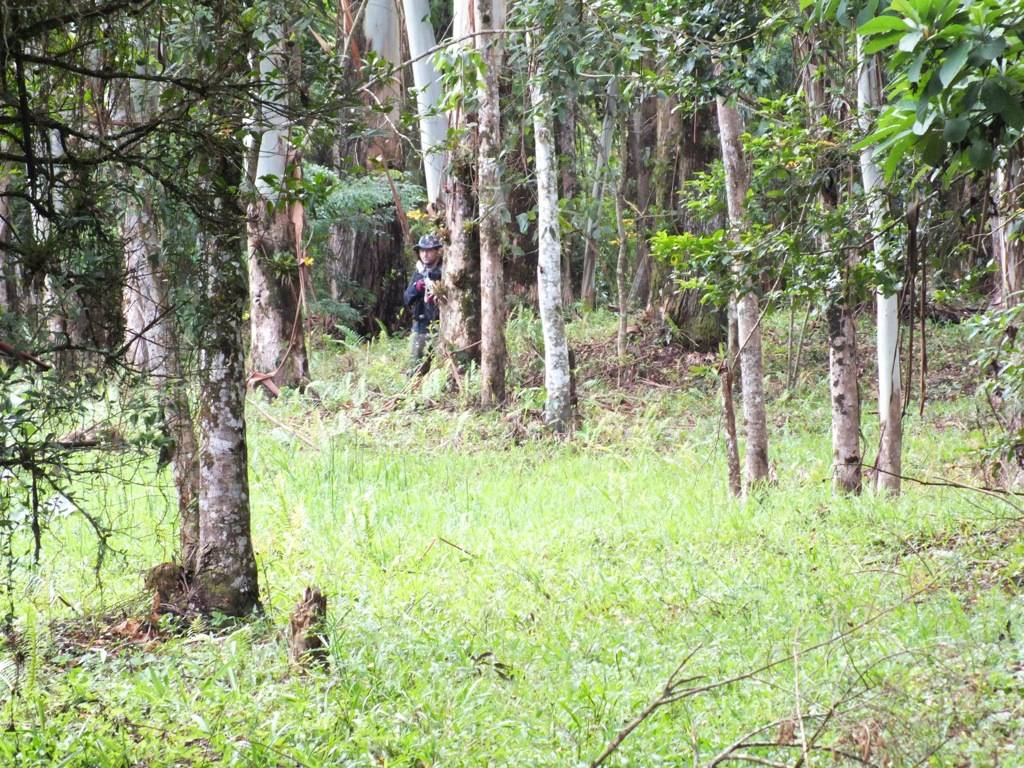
{"left": 288, "top": 586, "right": 328, "bottom": 668}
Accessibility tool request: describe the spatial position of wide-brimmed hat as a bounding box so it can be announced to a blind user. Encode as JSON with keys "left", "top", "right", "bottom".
{"left": 413, "top": 233, "right": 444, "bottom": 251}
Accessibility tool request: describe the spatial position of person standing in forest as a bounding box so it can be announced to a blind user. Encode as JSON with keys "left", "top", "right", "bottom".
{"left": 404, "top": 233, "right": 445, "bottom": 371}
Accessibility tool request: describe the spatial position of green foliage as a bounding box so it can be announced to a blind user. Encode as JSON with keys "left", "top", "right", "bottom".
{"left": 857, "top": 0, "right": 1024, "bottom": 175}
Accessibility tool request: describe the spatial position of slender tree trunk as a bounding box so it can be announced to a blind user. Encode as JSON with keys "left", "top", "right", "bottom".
{"left": 994, "top": 148, "right": 1023, "bottom": 309}
{"left": 123, "top": 199, "right": 201, "bottom": 572}
{"left": 803, "top": 37, "right": 861, "bottom": 494}
{"left": 615, "top": 116, "right": 629, "bottom": 360}
{"left": 529, "top": 49, "right": 572, "bottom": 432}
{"left": 401, "top": 0, "right": 446, "bottom": 205}
{"left": 857, "top": 38, "right": 901, "bottom": 494}
{"left": 477, "top": 0, "right": 506, "bottom": 405}
{"left": 556, "top": 91, "right": 578, "bottom": 308}
{"left": 580, "top": 79, "right": 617, "bottom": 311}
{"left": 627, "top": 96, "right": 656, "bottom": 308}
{"left": 0, "top": 174, "right": 14, "bottom": 314}
{"left": 194, "top": 150, "right": 259, "bottom": 616}
{"left": 715, "top": 95, "right": 770, "bottom": 490}
{"left": 440, "top": 0, "right": 481, "bottom": 363}
{"left": 248, "top": 26, "right": 308, "bottom": 391}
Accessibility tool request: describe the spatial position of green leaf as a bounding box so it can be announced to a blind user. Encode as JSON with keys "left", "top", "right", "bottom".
{"left": 907, "top": 50, "right": 927, "bottom": 83}
{"left": 942, "top": 115, "right": 969, "bottom": 143}
{"left": 921, "top": 131, "right": 946, "bottom": 166}
{"left": 967, "top": 137, "right": 993, "bottom": 170}
{"left": 898, "top": 30, "right": 924, "bottom": 52}
{"left": 863, "top": 31, "right": 904, "bottom": 53}
{"left": 981, "top": 80, "right": 1011, "bottom": 113}
{"left": 1002, "top": 98, "right": 1024, "bottom": 130}
{"left": 939, "top": 41, "right": 971, "bottom": 87}
{"left": 857, "top": 14, "right": 910, "bottom": 35}
{"left": 973, "top": 37, "right": 1007, "bottom": 62}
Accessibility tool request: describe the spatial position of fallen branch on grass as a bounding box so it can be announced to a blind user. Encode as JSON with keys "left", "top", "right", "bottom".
{"left": 588, "top": 587, "right": 932, "bottom": 768}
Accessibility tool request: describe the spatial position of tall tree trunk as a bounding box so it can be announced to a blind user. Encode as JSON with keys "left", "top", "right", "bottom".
{"left": 248, "top": 26, "right": 308, "bottom": 391}
{"left": 615, "top": 115, "right": 629, "bottom": 360}
{"left": 123, "top": 198, "right": 201, "bottom": 572}
{"left": 440, "top": 0, "right": 480, "bottom": 363}
{"left": 627, "top": 96, "right": 656, "bottom": 309}
{"left": 994, "top": 148, "right": 1023, "bottom": 309}
{"left": 802, "top": 37, "right": 861, "bottom": 494}
{"left": 644, "top": 94, "right": 682, "bottom": 312}
{"left": 857, "top": 38, "right": 901, "bottom": 494}
{"left": 580, "top": 78, "right": 617, "bottom": 311}
{"left": 476, "top": 0, "right": 506, "bottom": 406}
{"left": 529, "top": 49, "right": 572, "bottom": 432}
{"left": 0, "top": 173, "right": 13, "bottom": 314}
{"left": 401, "top": 0, "right": 446, "bottom": 205}
{"left": 363, "top": 0, "right": 404, "bottom": 165}
{"left": 194, "top": 149, "right": 260, "bottom": 617}
{"left": 556, "top": 91, "right": 578, "bottom": 307}
{"left": 715, "top": 95, "right": 770, "bottom": 490}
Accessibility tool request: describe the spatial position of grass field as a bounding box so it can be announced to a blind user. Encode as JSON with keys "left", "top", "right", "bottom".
{"left": 3, "top": 311, "right": 1023, "bottom": 766}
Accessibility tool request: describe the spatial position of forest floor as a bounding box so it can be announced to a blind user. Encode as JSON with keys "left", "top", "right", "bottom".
{"left": 4, "top": 308, "right": 1024, "bottom": 767}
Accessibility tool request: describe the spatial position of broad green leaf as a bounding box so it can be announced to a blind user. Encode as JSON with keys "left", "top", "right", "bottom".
{"left": 939, "top": 41, "right": 971, "bottom": 86}
{"left": 1003, "top": 98, "right": 1024, "bottom": 130}
{"left": 863, "top": 31, "right": 904, "bottom": 53}
{"left": 898, "top": 30, "right": 924, "bottom": 52}
{"left": 942, "top": 115, "right": 969, "bottom": 142}
{"left": 921, "top": 131, "right": 946, "bottom": 166}
{"left": 967, "top": 137, "right": 993, "bottom": 169}
{"left": 974, "top": 37, "right": 1007, "bottom": 61}
{"left": 857, "top": 14, "right": 910, "bottom": 35}
{"left": 981, "top": 80, "right": 1011, "bottom": 113}
{"left": 908, "top": 50, "right": 928, "bottom": 83}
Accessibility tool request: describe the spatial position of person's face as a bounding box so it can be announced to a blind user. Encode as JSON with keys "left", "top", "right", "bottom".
{"left": 421, "top": 247, "right": 442, "bottom": 266}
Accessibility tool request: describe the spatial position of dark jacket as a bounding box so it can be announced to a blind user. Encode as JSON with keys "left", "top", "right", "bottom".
{"left": 404, "top": 265, "right": 442, "bottom": 333}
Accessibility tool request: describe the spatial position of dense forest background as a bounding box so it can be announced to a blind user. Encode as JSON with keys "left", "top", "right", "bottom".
{"left": 1, "top": 0, "right": 1024, "bottom": 765}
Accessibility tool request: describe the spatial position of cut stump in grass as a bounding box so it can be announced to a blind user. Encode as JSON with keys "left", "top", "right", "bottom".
{"left": 288, "top": 586, "right": 328, "bottom": 669}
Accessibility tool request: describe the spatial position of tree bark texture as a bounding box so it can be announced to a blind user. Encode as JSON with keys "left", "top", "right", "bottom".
{"left": 476, "top": 0, "right": 507, "bottom": 406}
{"left": 580, "top": 79, "right": 617, "bottom": 311}
{"left": 615, "top": 116, "right": 629, "bottom": 360}
{"left": 556, "top": 91, "right": 578, "bottom": 307}
{"left": 327, "top": 215, "right": 405, "bottom": 335}
{"left": 440, "top": 0, "right": 481, "bottom": 363}
{"left": 248, "top": 194, "right": 309, "bottom": 388}
{"left": 715, "top": 95, "right": 770, "bottom": 489}
{"left": 530, "top": 62, "right": 573, "bottom": 432}
{"left": 247, "top": 28, "right": 308, "bottom": 391}
{"left": 803, "top": 37, "right": 862, "bottom": 494}
{"left": 857, "top": 39, "right": 901, "bottom": 494}
{"left": 626, "top": 96, "right": 656, "bottom": 309}
{"left": 994, "top": 148, "right": 1023, "bottom": 309}
{"left": 194, "top": 152, "right": 260, "bottom": 616}
{"left": 122, "top": 199, "right": 202, "bottom": 571}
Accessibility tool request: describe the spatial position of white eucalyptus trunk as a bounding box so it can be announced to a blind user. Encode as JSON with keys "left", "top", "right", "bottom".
{"left": 248, "top": 26, "right": 308, "bottom": 391}
{"left": 580, "top": 78, "right": 618, "bottom": 310}
{"left": 401, "top": 0, "right": 446, "bottom": 205}
{"left": 857, "top": 38, "right": 902, "bottom": 494}
{"left": 530, "top": 58, "right": 572, "bottom": 432}
{"left": 364, "top": 0, "right": 403, "bottom": 163}
{"left": 715, "top": 96, "right": 770, "bottom": 489}
{"left": 477, "top": 0, "right": 507, "bottom": 405}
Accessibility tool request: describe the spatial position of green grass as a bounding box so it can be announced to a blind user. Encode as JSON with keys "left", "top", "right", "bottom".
{"left": 3, "top": 312, "right": 1023, "bottom": 766}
